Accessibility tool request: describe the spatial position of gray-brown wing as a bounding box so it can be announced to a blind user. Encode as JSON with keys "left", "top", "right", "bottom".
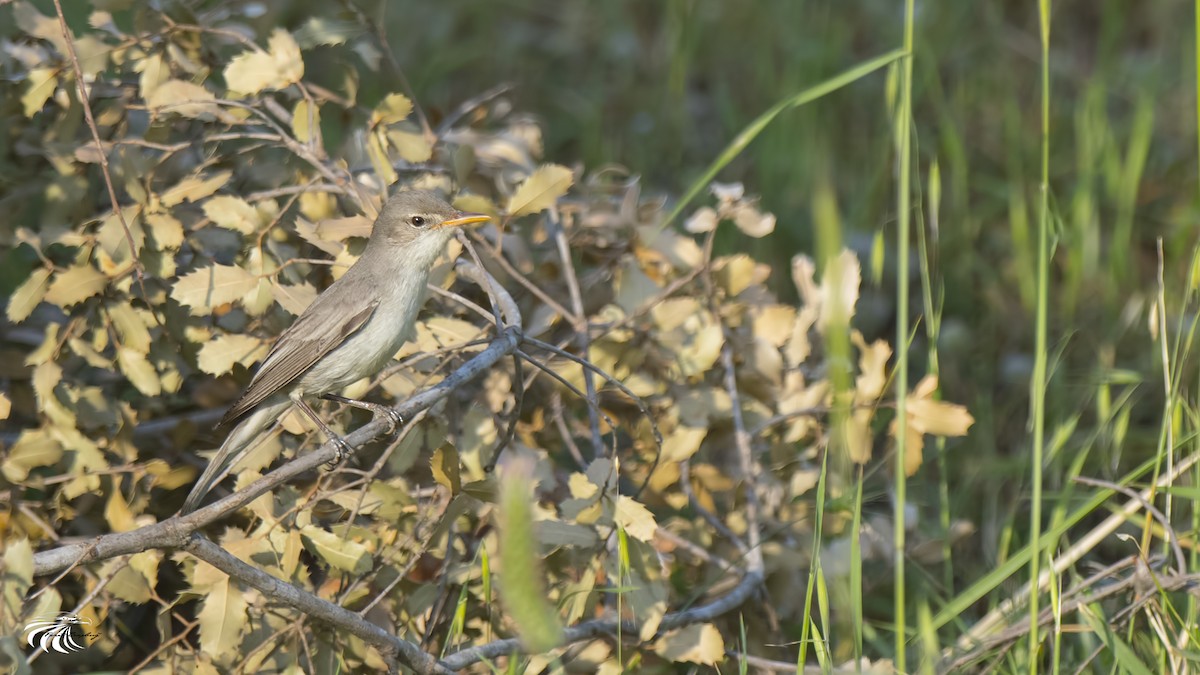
{"left": 219, "top": 299, "right": 379, "bottom": 427}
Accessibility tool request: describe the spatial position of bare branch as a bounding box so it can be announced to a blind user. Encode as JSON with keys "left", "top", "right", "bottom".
{"left": 183, "top": 534, "right": 454, "bottom": 675}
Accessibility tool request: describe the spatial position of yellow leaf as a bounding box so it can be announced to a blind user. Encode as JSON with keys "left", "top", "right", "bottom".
{"left": 366, "top": 130, "right": 398, "bottom": 185}
{"left": 507, "top": 164, "right": 573, "bottom": 217}
{"left": 732, "top": 204, "right": 776, "bottom": 238}
{"left": 567, "top": 472, "right": 599, "bottom": 499}
{"left": 613, "top": 495, "right": 657, "bottom": 542}
{"left": 108, "top": 302, "right": 152, "bottom": 353}
{"left": 292, "top": 99, "right": 321, "bottom": 143}
{"left": 430, "top": 445, "right": 461, "bottom": 494}
{"left": 6, "top": 268, "right": 52, "bottom": 322}
{"left": 203, "top": 195, "right": 263, "bottom": 234}
{"left": 387, "top": 128, "right": 432, "bottom": 162}
{"left": 145, "top": 212, "right": 185, "bottom": 250}
{"left": 752, "top": 304, "right": 797, "bottom": 347}
{"left": 117, "top": 346, "right": 162, "bottom": 396}
{"left": 270, "top": 280, "right": 317, "bottom": 315}
{"left": 171, "top": 263, "right": 258, "bottom": 315}
{"left": 197, "top": 334, "right": 268, "bottom": 375}
{"left": 21, "top": 67, "right": 57, "bottom": 117}
{"left": 819, "top": 250, "right": 861, "bottom": 330}
{"left": 160, "top": 171, "right": 231, "bottom": 207}
{"left": 371, "top": 93, "right": 413, "bottom": 125}
{"left": 105, "top": 488, "right": 138, "bottom": 532}
{"left": 852, "top": 331, "right": 891, "bottom": 402}
{"left": 299, "top": 525, "right": 373, "bottom": 574}
{"left": 654, "top": 623, "right": 725, "bottom": 666}
{"left": 1, "top": 429, "right": 63, "bottom": 483}
{"left": 661, "top": 426, "right": 707, "bottom": 463}
{"left": 147, "top": 79, "right": 219, "bottom": 118}
{"left": 713, "top": 254, "right": 759, "bottom": 296}
{"left": 45, "top": 265, "right": 107, "bottom": 306}
{"left": 0, "top": 393, "right": 9, "bottom": 420}
{"left": 908, "top": 395, "right": 975, "bottom": 437}
{"left": 196, "top": 575, "right": 249, "bottom": 665}
{"left": 224, "top": 29, "right": 304, "bottom": 95}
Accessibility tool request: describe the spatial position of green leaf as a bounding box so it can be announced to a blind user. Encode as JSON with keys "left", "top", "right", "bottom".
{"left": 171, "top": 263, "right": 258, "bottom": 315}
{"left": 506, "top": 164, "right": 573, "bottom": 217}
{"left": 6, "top": 268, "right": 52, "bottom": 322}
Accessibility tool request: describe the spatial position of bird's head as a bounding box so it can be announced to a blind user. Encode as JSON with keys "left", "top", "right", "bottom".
{"left": 368, "top": 190, "right": 490, "bottom": 265}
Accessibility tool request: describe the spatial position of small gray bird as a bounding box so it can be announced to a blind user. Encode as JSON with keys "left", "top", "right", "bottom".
{"left": 181, "top": 190, "right": 489, "bottom": 513}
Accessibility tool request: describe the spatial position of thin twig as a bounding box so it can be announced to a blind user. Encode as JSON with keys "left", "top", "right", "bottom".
{"left": 51, "top": 0, "right": 145, "bottom": 287}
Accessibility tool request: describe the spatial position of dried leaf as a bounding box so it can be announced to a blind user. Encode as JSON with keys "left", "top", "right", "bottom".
{"left": 45, "top": 265, "right": 107, "bottom": 306}
{"left": 507, "top": 164, "right": 573, "bottom": 217}
{"left": 613, "top": 495, "right": 656, "bottom": 542}
{"left": 654, "top": 623, "right": 725, "bottom": 666}
{"left": 818, "top": 249, "right": 860, "bottom": 330}
{"left": 6, "top": 267, "right": 52, "bottom": 322}
{"left": 171, "top": 263, "right": 258, "bottom": 315}
{"left": 732, "top": 204, "right": 776, "bottom": 238}
{"left": 684, "top": 206, "right": 718, "bottom": 234}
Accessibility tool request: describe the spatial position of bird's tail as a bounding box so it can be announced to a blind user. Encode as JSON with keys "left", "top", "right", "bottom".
{"left": 180, "top": 399, "right": 290, "bottom": 514}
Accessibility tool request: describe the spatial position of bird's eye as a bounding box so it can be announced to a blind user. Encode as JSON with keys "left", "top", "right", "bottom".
{"left": 411, "top": 216, "right": 426, "bottom": 227}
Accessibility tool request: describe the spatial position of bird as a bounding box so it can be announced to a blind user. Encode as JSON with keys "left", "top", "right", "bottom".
{"left": 180, "top": 190, "right": 490, "bottom": 513}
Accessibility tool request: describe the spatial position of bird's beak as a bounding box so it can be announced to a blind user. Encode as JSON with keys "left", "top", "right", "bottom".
{"left": 439, "top": 212, "right": 491, "bottom": 229}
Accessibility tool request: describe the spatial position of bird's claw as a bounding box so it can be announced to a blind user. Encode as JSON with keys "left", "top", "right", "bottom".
{"left": 324, "top": 436, "right": 353, "bottom": 469}
{"left": 380, "top": 408, "right": 404, "bottom": 435}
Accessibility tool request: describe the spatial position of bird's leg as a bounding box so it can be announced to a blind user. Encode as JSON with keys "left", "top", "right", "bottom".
{"left": 289, "top": 391, "right": 353, "bottom": 468}
{"left": 319, "top": 394, "right": 405, "bottom": 435}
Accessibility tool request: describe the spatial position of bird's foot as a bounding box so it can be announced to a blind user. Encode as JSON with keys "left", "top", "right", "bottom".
{"left": 325, "top": 436, "right": 353, "bottom": 469}
{"left": 377, "top": 407, "right": 404, "bottom": 435}
{"left": 319, "top": 394, "right": 404, "bottom": 436}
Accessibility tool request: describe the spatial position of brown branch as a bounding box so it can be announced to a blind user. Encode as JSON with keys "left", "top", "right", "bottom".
{"left": 440, "top": 568, "right": 765, "bottom": 670}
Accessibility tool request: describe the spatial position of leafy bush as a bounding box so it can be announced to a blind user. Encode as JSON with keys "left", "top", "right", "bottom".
{"left": 0, "top": 3, "right": 972, "bottom": 672}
